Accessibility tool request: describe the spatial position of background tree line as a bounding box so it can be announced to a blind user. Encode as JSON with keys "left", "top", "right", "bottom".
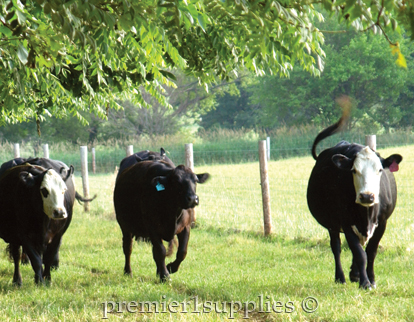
{"left": 1, "top": 13, "right": 413, "bottom": 144}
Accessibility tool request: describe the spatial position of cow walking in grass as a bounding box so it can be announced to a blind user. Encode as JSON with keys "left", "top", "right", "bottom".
{"left": 0, "top": 165, "right": 68, "bottom": 285}
{"left": 0, "top": 158, "right": 95, "bottom": 273}
{"left": 114, "top": 152, "right": 209, "bottom": 282}
{"left": 307, "top": 110, "right": 402, "bottom": 289}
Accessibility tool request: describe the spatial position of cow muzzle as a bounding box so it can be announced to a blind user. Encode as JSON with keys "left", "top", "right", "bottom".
{"left": 185, "top": 195, "right": 199, "bottom": 208}
{"left": 52, "top": 208, "right": 68, "bottom": 220}
{"left": 356, "top": 192, "right": 376, "bottom": 207}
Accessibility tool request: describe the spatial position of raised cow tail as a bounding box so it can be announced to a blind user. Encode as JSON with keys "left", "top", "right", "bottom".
{"left": 311, "top": 96, "right": 351, "bottom": 160}
{"left": 75, "top": 191, "right": 97, "bottom": 205}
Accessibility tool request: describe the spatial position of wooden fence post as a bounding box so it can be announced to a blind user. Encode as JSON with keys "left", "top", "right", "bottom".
{"left": 185, "top": 143, "right": 196, "bottom": 227}
{"left": 365, "top": 135, "right": 376, "bottom": 151}
{"left": 13, "top": 143, "right": 20, "bottom": 158}
{"left": 92, "top": 148, "right": 96, "bottom": 174}
{"left": 266, "top": 137, "right": 271, "bottom": 161}
{"left": 80, "top": 146, "right": 90, "bottom": 212}
{"left": 43, "top": 144, "right": 49, "bottom": 158}
{"left": 259, "top": 140, "right": 272, "bottom": 236}
{"left": 126, "top": 145, "right": 133, "bottom": 157}
{"left": 185, "top": 143, "right": 194, "bottom": 171}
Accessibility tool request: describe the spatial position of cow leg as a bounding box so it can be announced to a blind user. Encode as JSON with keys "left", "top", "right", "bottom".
{"left": 349, "top": 258, "right": 360, "bottom": 283}
{"left": 328, "top": 230, "right": 346, "bottom": 284}
{"left": 343, "top": 227, "right": 371, "bottom": 289}
{"left": 10, "top": 244, "right": 22, "bottom": 286}
{"left": 365, "top": 221, "right": 387, "bottom": 289}
{"left": 122, "top": 230, "right": 133, "bottom": 276}
{"left": 22, "top": 244, "right": 44, "bottom": 285}
{"left": 42, "top": 237, "right": 62, "bottom": 282}
{"left": 150, "top": 237, "right": 169, "bottom": 282}
{"left": 167, "top": 226, "right": 190, "bottom": 274}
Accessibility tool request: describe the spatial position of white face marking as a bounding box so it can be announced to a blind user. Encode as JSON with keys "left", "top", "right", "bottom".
{"left": 40, "top": 169, "right": 68, "bottom": 219}
{"left": 352, "top": 147, "right": 383, "bottom": 207}
{"left": 352, "top": 224, "right": 377, "bottom": 246}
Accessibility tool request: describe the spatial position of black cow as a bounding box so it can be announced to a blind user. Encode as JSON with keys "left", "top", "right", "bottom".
{"left": 114, "top": 160, "right": 209, "bottom": 281}
{"left": 0, "top": 164, "right": 68, "bottom": 285}
{"left": 0, "top": 158, "right": 95, "bottom": 276}
{"left": 307, "top": 112, "right": 402, "bottom": 289}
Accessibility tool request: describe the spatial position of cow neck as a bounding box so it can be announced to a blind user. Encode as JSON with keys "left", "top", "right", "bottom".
{"left": 362, "top": 205, "right": 378, "bottom": 240}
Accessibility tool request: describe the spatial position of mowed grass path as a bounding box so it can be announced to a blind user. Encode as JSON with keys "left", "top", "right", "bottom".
{"left": 0, "top": 145, "right": 413, "bottom": 321}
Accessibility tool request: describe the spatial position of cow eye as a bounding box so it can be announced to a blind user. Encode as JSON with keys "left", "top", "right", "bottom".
{"left": 378, "top": 169, "right": 383, "bottom": 174}
{"left": 41, "top": 188, "right": 49, "bottom": 198}
{"left": 351, "top": 168, "right": 357, "bottom": 174}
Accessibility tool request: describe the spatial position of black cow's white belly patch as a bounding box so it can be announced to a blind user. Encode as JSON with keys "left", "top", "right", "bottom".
{"left": 351, "top": 224, "right": 377, "bottom": 246}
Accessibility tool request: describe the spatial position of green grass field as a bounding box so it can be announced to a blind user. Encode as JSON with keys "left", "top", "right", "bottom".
{"left": 0, "top": 145, "right": 413, "bottom": 321}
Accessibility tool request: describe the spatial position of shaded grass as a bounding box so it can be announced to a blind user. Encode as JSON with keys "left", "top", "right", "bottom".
{"left": 0, "top": 144, "right": 413, "bottom": 321}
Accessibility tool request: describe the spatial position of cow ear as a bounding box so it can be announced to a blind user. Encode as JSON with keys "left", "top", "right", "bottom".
{"left": 196, "top": 173, "right": 210, "bottom": 184}
{"left": 382, "top": 154, "right": 403, "bottom": 172}
{"left": 61, "top": 165, "right": 74, "bottom": 181}
{"left": 332, "top": 154, "right": 353, "bottom": 171}
{"left": 19, "top": 171, "right": 36, "bottom": 187}
{"left": 160, "top": 147, "right": 166, "bottom": 156}
{"left": 151, "top": 176, "right": 168, "bottom": 187}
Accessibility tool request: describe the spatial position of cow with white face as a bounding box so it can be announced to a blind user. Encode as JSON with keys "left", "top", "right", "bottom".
{"left": 0, "top": 157, "right": 97, "bottom": 274}
{"left": 307, "top": 112, "right": 402, "bottom": 290}
{"left": 0, "top": 164, "right": 69, "bottom": 285}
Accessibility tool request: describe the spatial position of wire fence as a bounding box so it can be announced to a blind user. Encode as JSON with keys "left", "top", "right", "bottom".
{"left": 4, "top": 135, "right": 413, "bottom": 247}
{"left": 3, "top": 131, "right": 414, "bottom": 175}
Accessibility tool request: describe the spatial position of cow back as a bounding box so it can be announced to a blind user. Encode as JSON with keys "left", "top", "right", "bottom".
{"left": 117, "top": 148, "right": 174, "bottom": 180}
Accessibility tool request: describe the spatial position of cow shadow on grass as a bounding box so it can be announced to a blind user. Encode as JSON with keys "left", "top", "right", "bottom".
{"left": 0, "top": 269, "right": 22, "bottom": 292}
{"left": 201, "top": 225, "right": 332, "bottom": 249}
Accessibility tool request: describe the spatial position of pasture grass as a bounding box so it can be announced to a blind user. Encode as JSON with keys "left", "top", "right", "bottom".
{"left": 0, "top": 145, "right": 413, "bottom": 321}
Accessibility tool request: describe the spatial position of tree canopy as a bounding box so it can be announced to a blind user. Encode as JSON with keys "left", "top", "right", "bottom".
{"left": 245, "top": 31, "right": 414, "bottom": 132}
{"left": 1, "top": 0, "right": 413, "bottom": 129}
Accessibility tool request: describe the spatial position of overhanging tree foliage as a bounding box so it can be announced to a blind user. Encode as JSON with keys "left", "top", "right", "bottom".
{"left": 1, "top": 0, "right": 413, "bottom": 128}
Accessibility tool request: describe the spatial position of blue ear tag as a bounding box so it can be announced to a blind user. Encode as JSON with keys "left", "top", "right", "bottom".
{"left": 156, "top": 182, "right": 165, "bottom": 191}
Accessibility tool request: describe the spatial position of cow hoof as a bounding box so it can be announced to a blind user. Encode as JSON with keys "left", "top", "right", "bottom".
{"left": 50, "top": 264, "right": 59, "bottom": 271}
{"left": 166, "top": 263, "right": 178, "bottom": 274}
{"left": 335, "top": 278, "right": 346, "bottom": 284}
{"left": 12, "top": 280, "right": 22, "bottom": 287}
{"left": 359, "top": 281, "right": 372, "bottom": 290}
{"left": 159, "top": 274, "right": 171, "bottom": 283}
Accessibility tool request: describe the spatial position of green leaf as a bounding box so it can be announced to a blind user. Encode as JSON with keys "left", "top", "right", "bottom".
{"left": 17, "top": 43, "right": 28, "bottom": 65}
{"left": 16, "top": 10, "right": 26, "bottom": 24}
{"left": 159, "top": 69, "right": 177, "bottom": 80}
{"left": 198, "top": 13, "right": 206, "bottom": 32}
{"left": 0, "top": 25, "right": 13, "bottom": 37}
